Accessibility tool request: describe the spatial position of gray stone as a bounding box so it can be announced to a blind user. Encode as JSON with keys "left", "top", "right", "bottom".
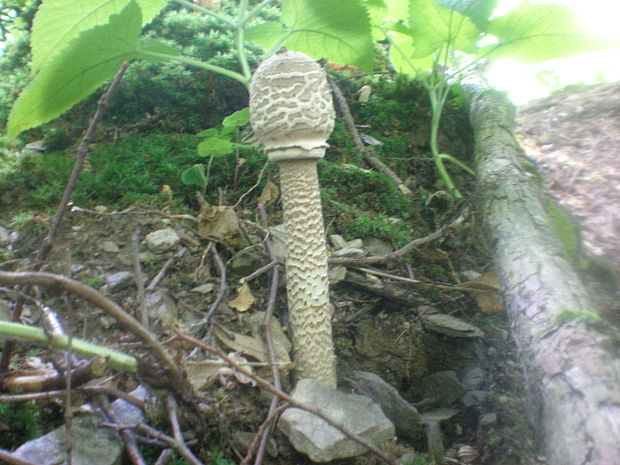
{"left": 421, "top": 313, "right": 484, "bottom": 338}
{"left": 144, "top": 228, "right": 180, "bottom": 253}
{"left": 363, "top": 237, "right": 393, "bottom": 256}
{"left": 329, "top": 234, "right": 348, "bottom": 250}
{"left": 460, "top": 390, "right": 489, "bottom": 408}
{"left": 144, "top": 290, "right": 178, "bottom": 327}
{"left": 104, "top": 271, "right": 134, "bottom": 293}
{"left": 279, "top": 379, "right": 395, "bottom": 462}
{"left": 13, "top": 387, "right": 148, "bottom": 465}
{"left": 233, "top": 431, "right": 278, "bottom": 457}
{"left": 328, "top": 265, "right": 347, "bottom": 284}
{"left": 332, "top": 247, "right": 365, "bottom": 258}
{"left": 0, "top": 225, "right": 10, "bottom": 245}
{"left": 479, "top": 412, "right": 498, "bottom": 427}
{"left": 421, "top": 371, "right": 466, "bottom": 405}
{"left": 23, "top": 140, "right": 46, "bottom": 153}
{"left": 101, "top": 241, "right": 120, "bottom": 253}
{"left": 231, "top": 249, "right": 264, "bottom": 275}
{"left": 348, "top": 371, "right": 423, "bottom": 440}
{"left": 461, "top": 367, "right": 486, "bottom": 390}
{"left": 191, "top": 283, "right": 216, "bottom": 294}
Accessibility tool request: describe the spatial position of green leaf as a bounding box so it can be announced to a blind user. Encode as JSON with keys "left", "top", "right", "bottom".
{"left": 7, "top": 1, "right": 142, "bottom": 140}
{"left": 137, "top": 38, "right": 181, "bottom": 63}
{"left": 433, "top": 0, "right": 497, "bottom": 31}
{"left": 246, "top": 21, "right": 288, "bottom": 50}
{"left": 409, "top": 0, "right": 480, "bottom": 58}
{"left": 388, "top": 30, "right": 433, "bottom": 75}
{"left": 222, "top": 108, "right": 250, "bottom": 128}
{"left": 482, "top": 4, "right": 619, "bottom": 63}
{"left": 181, "top": 164, "right": 207, "bottom": 187}
{"left": 250, "top": 0, "right": 375, "bottom": 72}
{"left": 31, "top": 0, "right": 168, "bottom": 73}
{"left": 197, "top": 128, "right": 220, "bottom": 138}
{"left": 197, "top": 137, "right": 234, "bottom": 158}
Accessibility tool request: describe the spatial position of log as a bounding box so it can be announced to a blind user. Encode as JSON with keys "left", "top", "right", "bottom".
{"left": 468, "top": 87, "right": 620, "bottom": 465}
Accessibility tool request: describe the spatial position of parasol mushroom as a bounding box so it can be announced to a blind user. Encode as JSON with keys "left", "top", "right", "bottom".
{"left": 249, "top": 50, "right": 337, "bottom": 385}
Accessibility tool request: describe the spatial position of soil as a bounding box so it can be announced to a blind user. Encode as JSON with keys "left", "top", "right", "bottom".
{"left": 2, "top": 81, "right": 619, "bottom": 465}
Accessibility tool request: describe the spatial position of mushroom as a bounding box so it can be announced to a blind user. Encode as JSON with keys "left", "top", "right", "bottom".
{"left": 420, "top": 408, "right": 459, "bottom": 459}
{"left": 249, "top": 51, "right": 337, "bottom": 385}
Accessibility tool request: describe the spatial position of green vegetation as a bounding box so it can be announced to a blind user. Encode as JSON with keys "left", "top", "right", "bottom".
{"left": 554, "top": 309, "right": 600, "bottom": 326}
{"left": 0, "top": 402, "right": 47, "bottom": 449}
{"left": 545, "top": 199, "right": 579, "bottom": 263}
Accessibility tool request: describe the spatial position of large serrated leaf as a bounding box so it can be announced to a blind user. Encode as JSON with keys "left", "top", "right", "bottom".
{"left": 388, "top": 30, "right": 433, "bottom": 75}
{"left": 249, "top": 0, "right": 374, "bottom": 72}
{"left": 31, "top": 0, "right": 168, "bottom": 73}
{"left": 433, "top": 0, "right": 496, "bottom": 31}
{"left": 409, "top": 0, "right": 480, "bottom": 58}
{"left": 7, "top": 1, "right": 142, "bottom": 140}
{"left": 482, "top": 4, "right": 618, "bottom": 63}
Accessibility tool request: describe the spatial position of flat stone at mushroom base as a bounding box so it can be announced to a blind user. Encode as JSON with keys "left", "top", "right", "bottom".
{"left": 279, "top": 379, "right": 395, "bottom": 462}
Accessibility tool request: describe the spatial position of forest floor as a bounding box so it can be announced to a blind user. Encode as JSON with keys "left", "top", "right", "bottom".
{"left": 0, "top": 79, "right": 618, "bottom": 465}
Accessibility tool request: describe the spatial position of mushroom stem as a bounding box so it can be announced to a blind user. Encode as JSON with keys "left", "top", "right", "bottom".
{"left": 278, "top": 159, "right": 336, "bottom": 385}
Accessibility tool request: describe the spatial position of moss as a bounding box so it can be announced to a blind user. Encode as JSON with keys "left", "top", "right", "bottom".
{"left": 554, "top": 308, "right": 600, "bottom": 326}
{"left": 545, "top": 198, "right": 579, "bottom": 263}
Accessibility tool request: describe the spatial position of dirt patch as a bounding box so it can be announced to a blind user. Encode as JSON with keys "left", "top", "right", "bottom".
{"left": 517, "top": 81, "right": 620, "bottom": 274}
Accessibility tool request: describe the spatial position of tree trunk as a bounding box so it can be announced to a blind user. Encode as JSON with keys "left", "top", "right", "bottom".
{"left": 468, "top": 87, "right": 620, "bottom": 465}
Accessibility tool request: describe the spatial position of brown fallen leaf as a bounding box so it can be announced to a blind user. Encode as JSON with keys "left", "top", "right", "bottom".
{"left": 229, "top": 281, "right": 255, "bottom": 312}
{"left": 460, "top": 271, "right": 503, "bottom": 314}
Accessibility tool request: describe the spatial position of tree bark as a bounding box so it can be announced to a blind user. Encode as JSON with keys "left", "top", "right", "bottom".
{"left": 468, "top": 87, "right": 620, "bottom": 465}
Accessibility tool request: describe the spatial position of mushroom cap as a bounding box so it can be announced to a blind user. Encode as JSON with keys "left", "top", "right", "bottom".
{"left": 249, "top": 51, "right": 335, "bottom": 162}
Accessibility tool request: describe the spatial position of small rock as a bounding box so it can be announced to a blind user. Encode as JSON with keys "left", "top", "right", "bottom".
{"left": 479, "top": 412, "right": 498, "bottom": 426}
{"left": 191, "top": 283, "right": 216, "bottom": 294}
{"left": 231, "top": 249, "right": 264, "bottom": 275}
{"left": 421, "top": 371, "right": 465, "bottom": 405}
{"left": 348, "top": 239, "right": 364, "bottom": 249}
{"left": 104, "top": 271, "right": 134, "bottom": 293}
{"left": 13, "top": 387, "right": 148, "bottom": 465}
{"left": 9, "top": 231, "right": 20, "bottom": 244}
{"left": 101, "top": 241, "right": 120, "bottom": 253}
{"left": 233, "top": 431, "right": 278, "bottom": 457}
{"left": 144, "top": 290, "right": 178, "bottom": 327}
{"left": 23, "top": 140, "right": 46, "bottom": 153}
{"left": 460, "top": 270, "right": 482, "bottom": 282}
{"left": 0, "top": 225, "right": 10, "bottom": 245}
{"left": 144, "top": 228, "right": 181, "bottom": 253}
{"left": 460, "top": 390, "right": 489, "bottom": 408}
{"left": 362, "top": 238, "right": 393, "bottom": 256}
{"left": 348, "top": 371, "right": 423, "bottom": 440}
{"left": 421, "top": 313, "right": 484, "bottom": 338}
{"left": 328, "top": 265, "right": 347, "bottom": 284}
{"left": 461, "top": 367, "right": 486, "bottom": 390}
{"left": 279, "top": 379, "right": 395, "bottom": 462}
{"left": 329, "top": 234, "right": 348, "bottom": 250}
{"left": 99, "top": 315, "right": 116, "bottom": 329}
{"left": 332, "top": 247, "right": 365, "bottom": 258}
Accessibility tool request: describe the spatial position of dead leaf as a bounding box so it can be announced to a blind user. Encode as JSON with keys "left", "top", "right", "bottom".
{"left": 229, "top": 281, "right": 255, "bottom": 312}
{"left": 258, "top": 180, "right": 279, "bottom": 205}
{"left": 196, "top": 194, "right": 243, "bottom": 246}
{"left": 214, "top": 325, "right": 292, "bottom": 372}
{"left": 460, "top": 272, "right": 502, "bottom": 314}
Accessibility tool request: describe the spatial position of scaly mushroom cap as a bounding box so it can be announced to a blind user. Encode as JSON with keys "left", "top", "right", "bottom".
{"left": 249, "top": 51, "right": 335, "bottom": 162}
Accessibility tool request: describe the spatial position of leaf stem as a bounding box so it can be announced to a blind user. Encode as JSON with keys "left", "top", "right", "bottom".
{"left": 138, "top": 50, "right": 250, "bottom": 88}
{"left": 171, "top": 0, "right": 236, "bottom": 27}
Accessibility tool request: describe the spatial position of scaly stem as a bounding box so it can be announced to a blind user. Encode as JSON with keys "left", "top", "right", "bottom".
{"left": 277, "top": 159, "right": 337, "bottom": 386}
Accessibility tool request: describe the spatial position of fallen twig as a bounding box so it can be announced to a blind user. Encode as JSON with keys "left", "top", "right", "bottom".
{"left": 146, "top": 247, "right": 188, "bottom": 291}
{"left": 166, "top": 394, "right": 204, "bottom": 465}
{"left": 101, "top": 396, "right": 148, "bottom": 465}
